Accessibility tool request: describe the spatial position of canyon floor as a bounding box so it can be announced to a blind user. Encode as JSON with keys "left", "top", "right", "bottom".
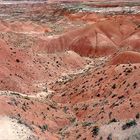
{"left": 0, "top": 1, "right": 140, "bottom": 140}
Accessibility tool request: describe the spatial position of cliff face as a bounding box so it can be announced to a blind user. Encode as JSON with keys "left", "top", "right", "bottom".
{"left": 0, "top": 1, "right": 140, "bottom": 140}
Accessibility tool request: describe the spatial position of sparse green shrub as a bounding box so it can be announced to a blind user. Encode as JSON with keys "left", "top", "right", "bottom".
{"left": 63, "top": 106, "right": 68, "bottom": 113}
{"left": 92, "top": 126, "right": 99, "bottom": 136}
{"left": 108, "top": 118, "right": 117, "bottom": 124}
{"left": 69, "top": 117, "right": 76, "bottom": 123}
{"left": 107, "top": 133, "right": 112, "bottom": 140}
{"left": 112, "top": 84, "right": 116, "bottom": 89}
{"left": 122, "top": 120, "right": 137, "bottom": 130}
{"left": 40, "top": 124, "right": 48, "bottom": 132}
{"left": 82, "top": 122, "right": 92, "bottom": 127}
{"left": 23, "top": 96, "right": 30, "bottom": 100}
{"left": 136, "top": 113, "right": 140, "bottom": 119}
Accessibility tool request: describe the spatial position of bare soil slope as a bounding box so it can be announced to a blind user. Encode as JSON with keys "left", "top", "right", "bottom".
{"left": 0, "top": 1, "right": 140, "bottom": 140}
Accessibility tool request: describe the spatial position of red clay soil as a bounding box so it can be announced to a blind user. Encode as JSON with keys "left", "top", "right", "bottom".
{"left": 0, "top": 3, "right": 140, "bottom": 140}
{"left": 50, "top": 62, "right": 140, "bottom": 139}
{"left": 48, "top": 0, "right": 140, "bottom": 3}
{"left": 0, "top": 38, "right": 86, "bottom": 93}
{"left": 34, "top": 15, "right": 140, "bottom": 58}
{"left": 108, "top": 51, "right": 140, "bottom": 65}
{"left": 0, "top": 20, "right": 51, "bottom": 33}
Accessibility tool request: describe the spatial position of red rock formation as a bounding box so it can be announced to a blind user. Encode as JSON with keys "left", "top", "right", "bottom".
{"left": 34, "top": 23, "right": 118, "bottom": 57}
{"left": 0, "top": 39, "right": 86, "bottom": 93}
{"left": 34, "top": 15, "right": 140, "bottom": 57}
{"left": 0, "top": 2, "right": 139, "bottom": 140}
{"left": 109, "top": 51, "right": 140, "bottom": 65}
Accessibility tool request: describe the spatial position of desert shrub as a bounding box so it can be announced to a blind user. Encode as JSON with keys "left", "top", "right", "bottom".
{"left": 40, "top": 124, "right": 48, "bottom": 132}
{"left": 63, "top": 106, "right": 68, "bottom": 113}
{"left": 82, "top": 122, "right": 92, "bottom": 127}
{"left": 122, "top": 120, "right": 137, "bottom": 130}
{"left": 92, "top": 126, "right": 99, "bottom": 136}
{"left": 107, "top": 133, "right": 112, "bottom": 140}
{"left": 112, "top": 84, "right": 116, "bottom": 89}
{"left": 23, "top": 96, "right": 30, "bottom": 100}
{"left": 69, "top": 117, "right": 76, "bottom": 123}
{"left": 108, "top": 118, "right": 117, "bottom": 124}
{"left": 136, "top": 113, "right": 140, "bottom": 119}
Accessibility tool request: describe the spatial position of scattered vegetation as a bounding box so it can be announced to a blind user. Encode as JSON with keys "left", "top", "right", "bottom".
{"left": 108, "top": 118, "right": 117, "bottom": 124}
{"left": 136, "top": 113, "right": 140, "bottom": 119}
{"left": 23, "top": 96, "right": 30, "bottom": 100}
{"left": 39, "top": 124, "right": 48, "bottom": 132}
{"left": 92, "top": 126, "right": 99, "bottom": 137}
{"left": 122, "top": 120, "right": 137, "bottom": 130}
{"left": 112, "top": 84, "right": 116, "bottom": 89}
{"left": 107, "top": 133, "right": 112, "bottom": 140}
{"left": 16, "top": 59, "right": 20, "bottom": 63}
{"left": 63, "top": 106, "right": 68, "bottom": 113}
{"left": 69, "top": 117, "right": 76, "bottom": 123}
{"left": 82, "top": 122, "right": 92, "bottom": 127}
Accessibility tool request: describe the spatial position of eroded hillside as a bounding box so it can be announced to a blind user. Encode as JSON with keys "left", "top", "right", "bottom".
{"left": 0, "top": 1, "right": 140, "bottom": 140}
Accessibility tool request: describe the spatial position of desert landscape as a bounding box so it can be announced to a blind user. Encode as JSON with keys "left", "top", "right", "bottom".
{"left": 0, "top": 0, "right": 140, "bottom": 139}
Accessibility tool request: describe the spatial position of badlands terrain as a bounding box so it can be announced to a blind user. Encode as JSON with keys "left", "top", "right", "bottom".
{"left": 0, "top": 0, "right": 140, "bottom": 140}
